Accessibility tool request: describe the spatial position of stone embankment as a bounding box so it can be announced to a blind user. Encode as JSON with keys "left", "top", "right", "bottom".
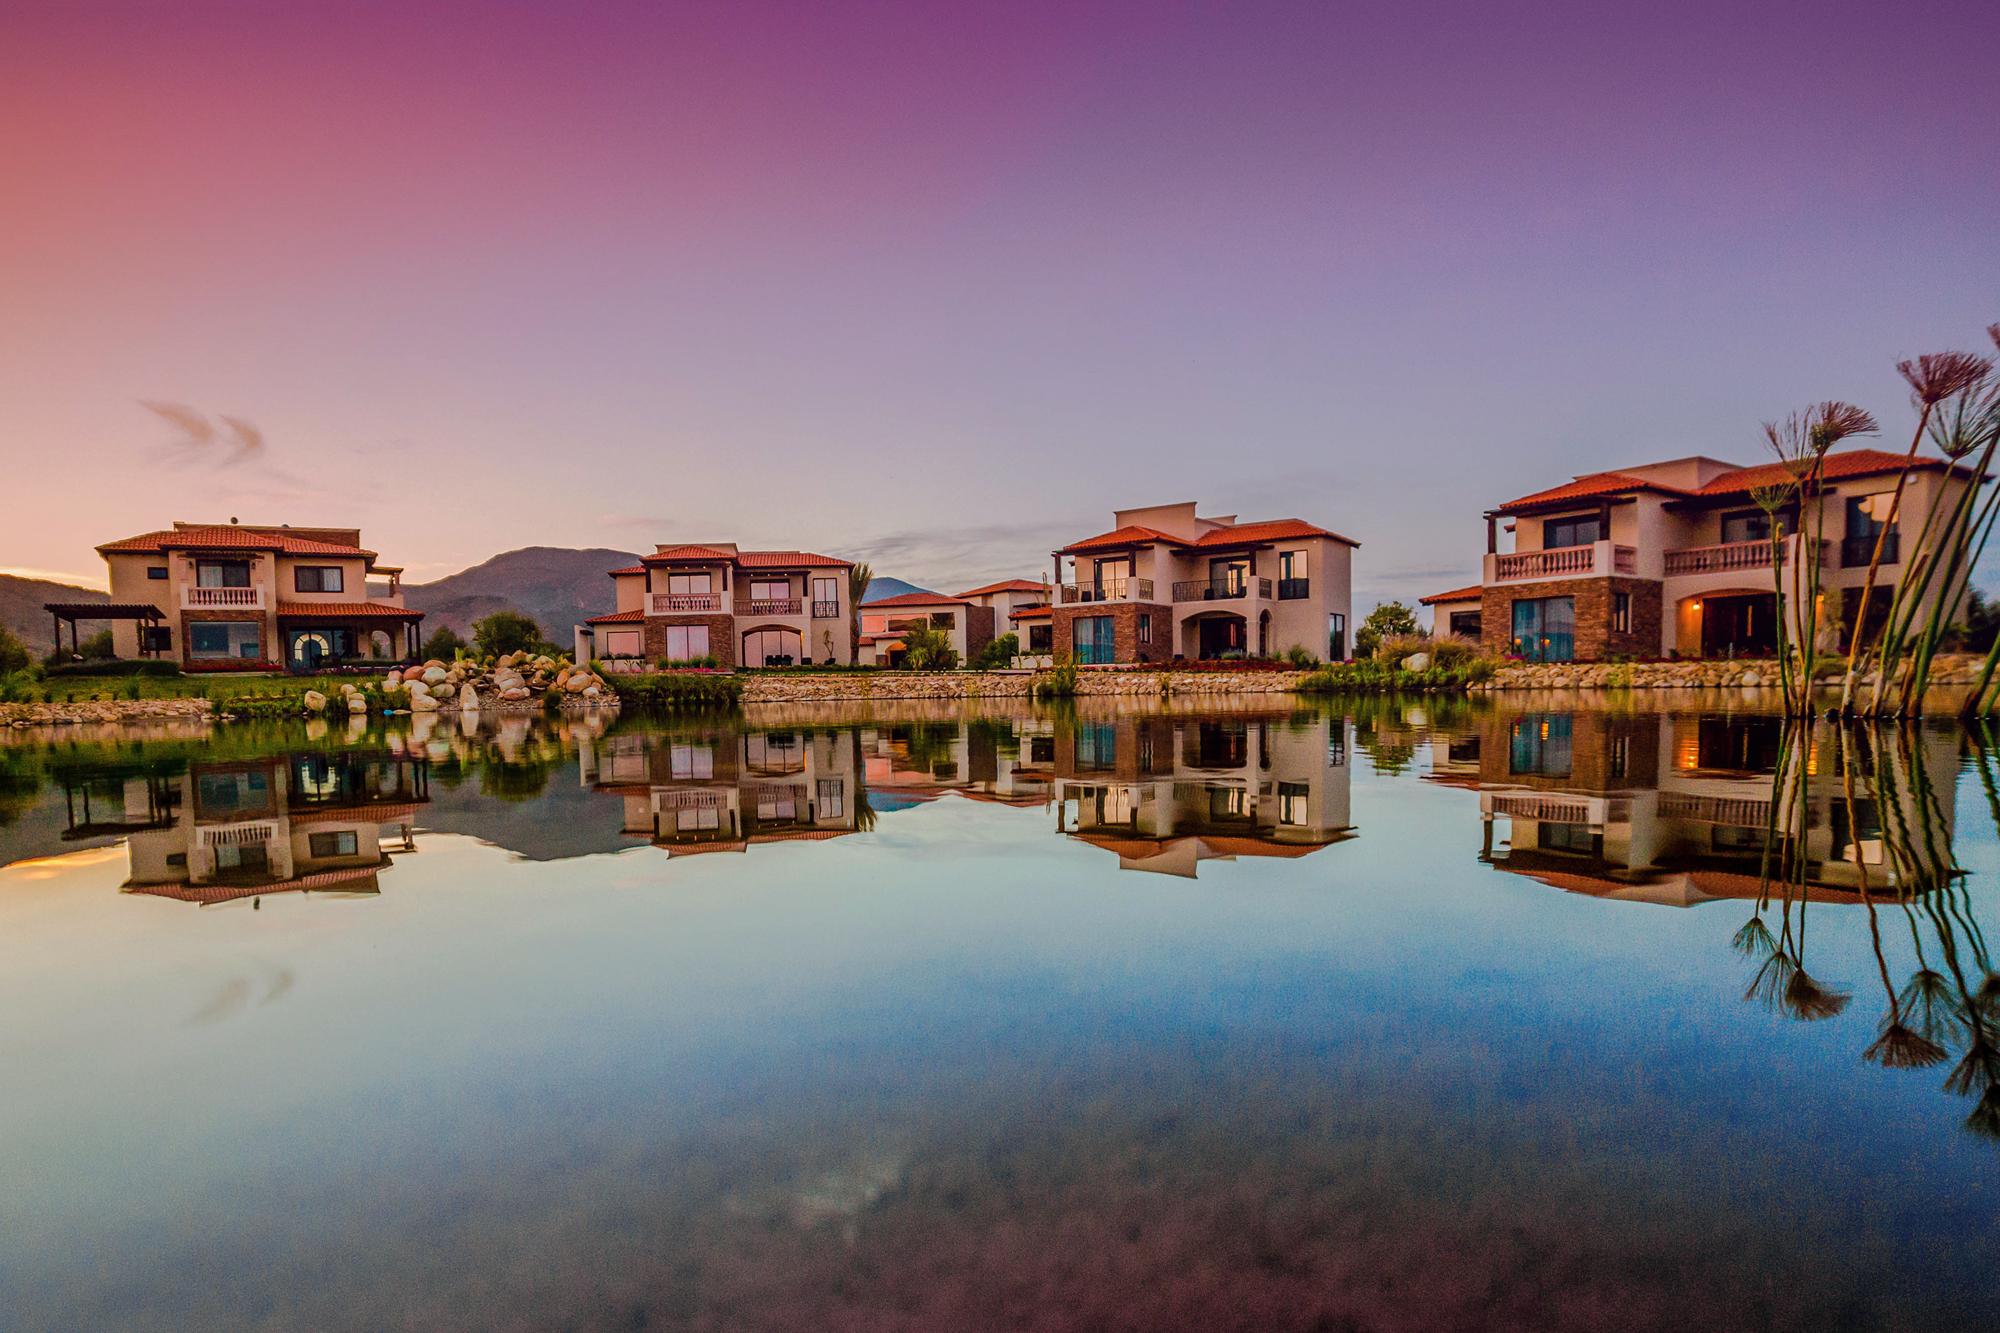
{"left": 379, "top": 653, "right": 618, "bottom": 714}
{"left": 739, "top": 669, "right": 1312, "bottom": 704}
{"left": 3, "top": 697, "right": 213, "bottom": 727}
{"left": 1472, "top": 654, "right": 1988, "bottom": 694}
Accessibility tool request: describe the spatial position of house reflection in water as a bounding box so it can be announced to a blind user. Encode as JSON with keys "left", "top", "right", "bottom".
{"left": 63, "top": 750, "right": 430, "bottom": 906}
{"left": 1052, "top": 713, "right": 1354, "bottom": 877}
{"left": 857, "top": 718, "right": 1053, "bottom": 811}
{"left": 579, "top": 726, "right": 863, "bottom": 854}
{"left": 1443, "top": 710, "right": 1960, "bottom": 904}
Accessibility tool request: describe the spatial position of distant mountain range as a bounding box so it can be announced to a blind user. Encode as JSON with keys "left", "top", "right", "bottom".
{"left": 2, "top": 552, "right": 924, "bottom": 656}
{"left": 402, "top": 547, "right": 644, "bottom": 642}
{"left": 0, "top": 575, "right": 108, "bottom": 653}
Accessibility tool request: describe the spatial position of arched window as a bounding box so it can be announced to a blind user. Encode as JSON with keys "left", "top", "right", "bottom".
{"left": 742, "top": 627, "right": 803, "bottom": 667}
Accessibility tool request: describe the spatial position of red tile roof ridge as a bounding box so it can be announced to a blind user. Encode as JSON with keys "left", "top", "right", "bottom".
{"left": 99, "top": 526, "right": 378, "bottom": 558}
{"left": 275, "top": 601, "right": 423, "bottom": 619}
{"left": 955, "top": 578, "right": 1050, "bottom": 598}
{"left": 1420, "top": 584, "right": 1484, "bottom": 605}
{"left": 861, "top": 590, "right": 969, "bottom": 608}
{"left": 1186, "top": 518, "right": 1359, "bottom": 548}
{"left": 585, "top": 608, "right": 646, "bottom": 624}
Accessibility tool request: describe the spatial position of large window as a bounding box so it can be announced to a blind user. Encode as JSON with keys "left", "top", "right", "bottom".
{"left": 668, "top": 572, "right": 712, "bottom": 594}
{"left": 812, "top": 576, "right": 840, "bottom": 615}
{"left": 1278, "top": 550, "right": 1308, "bottom": 599}
{"left": 1207, "top": 558, "right": 1248, "bottom": 595}
{"left": 1073, "top": 615, "right": 1115, "bottom": 664}
{"left": 663, "top": 625, "right": 710, "bottom": 660}
{"left": 196, "top": 560, "right": 251, "bottom": 588}
{"left": 1075, "top": 722, "right": 1117, "bottom": 770}
{"left": 1510, "top": 596, "right": 1575, "bottom": 662}
{"left": 190, "top": 621, "right": 262, "bottom": 660}
{"left": 750, "top": 579, "right": 791, "bottom": 602}
{"left": 308, "top": 830, "right": 360, "bottom": 858}
{"left": 1541, "top": 515, "right": 1602, "bottom": 549}
{"left": 741, "top": 626, "right": 802, "bottom": 666}
{"left": 1090, "top": 559, "right": 1131, "bottom": 599}
{"left": 816, "top": 778, "right": 845, "bottom": 819}
{"left": 293, "top": 565, "right": 344, "bottom": 593}
{"left": 1844, "top": 494, "right": 1900, "bottom": 567}
{"left": 1028, "top": 623, "right": 1052, "bottom": 652}
{"left": 601, "top": 629, "right": 643, "bottom": 658}
{"left": 669, "top": 743, "right": 715, "bottom": 779}
{"left": 1449, "top": 609, "right": 1481, "bottom": 639}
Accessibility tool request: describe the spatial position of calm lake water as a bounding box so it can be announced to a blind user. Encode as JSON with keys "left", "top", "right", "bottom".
{"left": 3, "top": 696, "right": 1997, "bottom": 1332}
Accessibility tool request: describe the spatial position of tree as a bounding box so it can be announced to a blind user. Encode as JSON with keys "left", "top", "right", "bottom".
{"left": 847, "top": 561, "right": 873, "bottom": 664}
{"left": 970, "top": 631, "right": 1019, "bottom": 670}
{"left": 471, "top": 611, "right": 544, "bottom": 659}
{"left": 0, "top": 625, "right": 29, "bottom": 677}
{"left": 898, "top": 621, "right": 959, "bottom": 670}
{"left": 1354, "top": 600, "right": 1421, "bottom": 660}
{"left": 423, "top": 625, "right": 468, "bottom": 661}
{"left": 77, "top": 629, "right": 115, "bottom": 659}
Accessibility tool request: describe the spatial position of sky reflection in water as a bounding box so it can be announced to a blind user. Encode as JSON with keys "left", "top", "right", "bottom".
{"left": 1, "top": 698, "right": 1997, "bottom": 1332}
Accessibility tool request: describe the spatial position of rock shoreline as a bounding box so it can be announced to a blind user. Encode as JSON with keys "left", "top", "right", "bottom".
{"left": 737, "top": 669, "right": 1314, "bottom": 704}
{"left": 3, "top": 698, "right": 214, "bottom": 727}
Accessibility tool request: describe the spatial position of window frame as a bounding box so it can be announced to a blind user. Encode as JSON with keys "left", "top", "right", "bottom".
{"left": 293, "top": 565, "right": 345, "bottom": 594}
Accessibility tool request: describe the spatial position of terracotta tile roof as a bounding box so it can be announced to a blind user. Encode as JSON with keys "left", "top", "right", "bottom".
{"left": 607, "top": 565, "right": 647, "bottom": 576}
{"left": 1183, "top": 518, "right": 1359, "bottom": 548}
{"left": 1056, "top": 524, "right": 1182, "bottom": 555}
{"left": 42, "top": 602, "right": 167, "bottom": 618}
{"left": 956, "top": 579, "right": 1048, "bottom": 598}
{"left": 735, "top": 549, "right": 851, "bottom": 568}
{"left": 1693, "top": 448, "right": 1962, "bottom": 497}
{"left": 1496, "top": 472, "right": 1691, "bottom": 513}
{"left": 586, "top": 608, "right": 646, "bottom": 624}
{"left": 1009, "top": 604, "right": 1052, "bottom": 619}
{"left": 99, "top": 525, "right": 378, "bottom": 558}
{"left": 640, "top": 547, "right": 851, "bottom": 568}
{"left": 862, "top": 590, "right": 968, "bottom": 608}
{"left": 275, "top": 601, "right": 423, "bottom": 619}
{"left": 1420, "top": 584, "right": 1484, "bottom": 605}
{"left": 643, "top": 545, "right": 736, "bottom": 563}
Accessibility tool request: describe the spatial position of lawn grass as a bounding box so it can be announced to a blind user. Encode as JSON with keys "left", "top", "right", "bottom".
{"left": 2, "top": 671, "right": 390, "bottom": 705}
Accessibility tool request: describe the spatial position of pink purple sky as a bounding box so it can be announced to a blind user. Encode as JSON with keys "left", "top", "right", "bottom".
{"left": 4, "top": 0, "right": 1997, "bottom": 605}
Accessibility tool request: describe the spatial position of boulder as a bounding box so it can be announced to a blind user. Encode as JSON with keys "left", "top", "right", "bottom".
{"left": 385, "top": 669, "right": 402, "bottom": 687}
{"left": 459, "top": 683, "right": 481, "bottom": 711}
{"left": 422, "top": 666, "right": 448, "bottom": 686}
{"left": 410, "top": 692, "right": 441, "bottom": 713}
{"left": 1400, "top": 652, "right": 1431, "bottom": 672}
{"left": 564, "top": 674, "right": 592, "bottom": 693}
{"left": 302, "top": 690, "right": 327, "bottom": 714}
{"left": 405, "top": 679, "right": 431, "bottom": 698}
{"left": 500, "top": 686, "right": 532, "bottom": 701}
{"left": 347, "top": 694, "right": 369, "bottom": 714}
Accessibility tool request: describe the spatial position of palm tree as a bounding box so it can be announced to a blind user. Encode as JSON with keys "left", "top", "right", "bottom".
{"left": 846, "top": 561, "right": 873, "bottom": 665}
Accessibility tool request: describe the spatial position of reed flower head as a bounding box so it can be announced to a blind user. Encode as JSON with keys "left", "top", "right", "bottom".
{"left": 1744, "top": 948, "right": 1799, "bottom": 1012}
{"left": 1806, "top": 400, "right": 1878, "bottom": 453}
{"left": 1945, "top": 1034, "right": 2000, "bottom": 1097}
{"left": 1967, "top": 1083, "right": 2000, "bottom": 1140}
{"left": 1977, "top": 971, "right": 2000, "bottom": 1017}
{"left": 1899, "top": 968, "right": 1966, "bottom": 1046}
{"left": 1731, "top": 914, "right": 1776, "bottom": 957}
{"left": 1748, "top": 482, "right": 1796, "bottom": 517}
{"left": 1898, "top": 351, "right": 1992, "bottom": 407}
{"left": 1865, "top": 1021, "right": 1948, "bottom": 1070}
{"left": 1781, "top": 967, "right": 1851, "bottom": 1022}
{"left": 1924, "top": 376, "right": 2000, "bottom": 460}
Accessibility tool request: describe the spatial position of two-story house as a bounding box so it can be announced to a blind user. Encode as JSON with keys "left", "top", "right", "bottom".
{"left": 855, "top": 591, "right": 996, "bottom": 666}
{"left": 577, "top": 543, "right": 854, "bottom": 668}
{"left": 1475, "top": 449, "right": 1983, "bottom": 662}
{"left": 1049, "top": 503, "right": 1357, "bottom": 664}
{"left": 78, "top": 522, "right": 423, "bottom": 672}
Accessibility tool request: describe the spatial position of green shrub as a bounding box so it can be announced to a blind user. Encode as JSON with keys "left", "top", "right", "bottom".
{"left": 43, "top": 659, "right": 182, "bottom": 679}
{"left": 612, "top": 672, "right": 743, "bottom": 710}
{"left": 655, "top": 655, "right": 721, "bottom": 670}
{"left": 0, "top": 626, "right": 34, "bottom": 676}
{"left": 1033, "top": 649, "right": 1080, "bottom": 700}
{"left": 970, "top": 632, "right": 1020, "bottom": 670}
{"left": 899, "top": 623, "right": 960, "bottom": 670}
{"left": 1285, "top": 644, "right": 1319, "bottom": 668}
{"left": 422, "top": 626, "right": 467, "bottom": 660}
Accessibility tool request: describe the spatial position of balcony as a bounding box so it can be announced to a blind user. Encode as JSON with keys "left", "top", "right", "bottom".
{"left": 1171, "top": 577, "right": 1273, "bottom": 603}
{"left": 1277, "top": 578, "right": 1310, "bottom": 600}
{"left": 183, "top": 586, "right": 265, "bottom": 609}
{"left": 736, "top": 597, "right": 803, "bottom": 616}
{"left": 1488, "top": 541, "right": 1636, "bottom": 584}
{"left": 649, "top": 592, "right": 723, "bottom": 614}
{"left": 811, "top": 600, "right": 842, "bottom": 618}
{"left": 1663, "top": 537, "right": 1824, "bottom": 577}
{"left": 1060, "top": 577, "right": 1155, "bottom": 604}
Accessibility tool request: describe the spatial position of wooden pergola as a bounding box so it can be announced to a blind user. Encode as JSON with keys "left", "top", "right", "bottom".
{"left": 42, "top": 602, "right": 168, "bottom": 659}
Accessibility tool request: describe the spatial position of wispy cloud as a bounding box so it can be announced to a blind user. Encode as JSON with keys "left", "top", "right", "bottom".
{"left": 133, "top": 400, "right": 360, "bottom": 516}
{"left": 842, "top": 518, "right": 1090, "bottom": 591}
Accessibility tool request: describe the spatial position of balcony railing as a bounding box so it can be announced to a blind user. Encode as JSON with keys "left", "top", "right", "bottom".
{"left": 1171, "top": 577, "right": 1274, "bottom": 602}
{"left": 1663, "top": 537, "right": 1824, "bottom": 577}
{"left": 1060, "top": 578, "right": 1154, "bottom": 604}
{"left": 1490, "top": 542, "right": 1636, "bottom": 583}
{"left": 183, "top": 586, "right": 264, "bottom": 609}
{"left": 650, "top": 593, "right": 722, "bottom": 614}
{"left": 811, "top": 600, "right": 842, "bottom": 618}
{"left": 1842, "top": 533, "right": 1899, "bottom": 568}
{"left": 736, "top": 597, "right": 803, "bottom": 616}
{"left": 1277, "top": 578, "right": 1310, "bottom": 600}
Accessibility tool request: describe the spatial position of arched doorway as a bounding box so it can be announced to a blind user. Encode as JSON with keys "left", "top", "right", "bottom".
{"left": 1180, "top": 611, "right": 1247, "bottom": 661}
{"left": 741, "top": 626, "right": 803, "bottom": 667}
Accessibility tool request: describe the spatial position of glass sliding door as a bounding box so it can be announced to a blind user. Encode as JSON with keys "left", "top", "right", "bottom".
{"left": 1510, "top": 596, "right": 1575, "bottom": 662}
{"left": 1073, "top": 615, "right": 1115, "bottom": 664}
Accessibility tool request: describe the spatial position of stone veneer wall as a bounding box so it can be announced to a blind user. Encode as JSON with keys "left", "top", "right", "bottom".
{"left": 1049, "top": 603, "right": 1173, "bottom": 665}
{"left": 1480, "top": 577, "right": 1661, "bottom": 662}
